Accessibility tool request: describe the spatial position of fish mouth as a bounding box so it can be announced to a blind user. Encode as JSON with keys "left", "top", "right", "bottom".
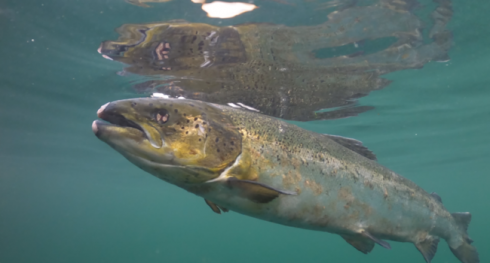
{"left": 93, "top": 102, "right": 162, "bottom": 148}
{"left": 94, "top": 102, "right": 144, "bottom": 131}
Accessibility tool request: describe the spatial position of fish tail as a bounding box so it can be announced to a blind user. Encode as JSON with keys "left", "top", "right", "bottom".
{"left": 448, "top": 212, "right": 479, "bottom": 263}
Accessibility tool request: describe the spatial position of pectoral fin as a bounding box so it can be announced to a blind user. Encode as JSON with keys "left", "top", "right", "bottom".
{"left": 360, "top": 230, "right": 391, "bottom": 249}
{"left": 341, "top": 235, "right": 375, "bottom": 254}
{"left": 226, "top": 177, "right": 297, "bottom": 203}
{"left": 415, "top": 235, "right": 439, "bottom": 263}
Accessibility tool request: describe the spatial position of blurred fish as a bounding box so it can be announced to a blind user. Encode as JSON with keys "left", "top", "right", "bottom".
{"left": 99, "top": 0, "right": 452, "bottom": 121}
{"left": 125, "top": 0, "right": 172, "bottom": 8}
{"left": 93, "top": 97, "right": 479, "bottom": 263}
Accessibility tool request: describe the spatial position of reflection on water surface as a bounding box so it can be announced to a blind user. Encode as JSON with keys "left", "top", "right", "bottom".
{"left": 99, "top": 0, "right": 452, "bottom": 121}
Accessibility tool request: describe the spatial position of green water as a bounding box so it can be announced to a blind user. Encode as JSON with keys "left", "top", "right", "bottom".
{"left": 1, "top": 1, "right": 489, "bottom": 262}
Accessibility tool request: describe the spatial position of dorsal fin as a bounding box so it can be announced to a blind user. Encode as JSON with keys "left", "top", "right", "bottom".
{"left": 430, "top": 192, "right": 443, "bottom": 203}
{"left": 325, "top": 135, "right": 377, "bottom": 160}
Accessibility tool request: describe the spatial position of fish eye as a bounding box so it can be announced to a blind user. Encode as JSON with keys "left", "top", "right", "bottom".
{"left": 155, "top": 110, "right": 169, "bottom": 124}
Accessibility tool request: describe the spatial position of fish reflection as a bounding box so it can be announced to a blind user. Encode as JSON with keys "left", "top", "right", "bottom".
{"left": 100, "top": 0, "right": 452, "bottom": 121}
{"left": 126, "top": 0, "right": 172, "bottom": 8}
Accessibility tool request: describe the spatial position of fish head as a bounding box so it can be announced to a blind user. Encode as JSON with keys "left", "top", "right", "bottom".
{"left": 98, "top": 21, "right": 245, "bottom": 73}
{"left": 93, "top": 98, "right": 242, "bottom": 185}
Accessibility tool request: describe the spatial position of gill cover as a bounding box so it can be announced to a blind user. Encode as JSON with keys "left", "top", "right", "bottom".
{"left": 95, "top": 98, "right": 242, "bottom": 184}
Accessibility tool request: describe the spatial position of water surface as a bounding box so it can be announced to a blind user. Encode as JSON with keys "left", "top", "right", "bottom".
{"left": 1, "top": 1, "right": 489, "bottom": 262}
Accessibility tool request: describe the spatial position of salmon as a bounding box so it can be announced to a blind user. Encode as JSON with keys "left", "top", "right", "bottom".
{"left": 93, "top": 98, "right": 479, "bottom": 263}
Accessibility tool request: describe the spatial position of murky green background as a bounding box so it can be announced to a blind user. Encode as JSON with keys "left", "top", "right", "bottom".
{"left": 0, "top": 1, "right": 489, "bottom": 262}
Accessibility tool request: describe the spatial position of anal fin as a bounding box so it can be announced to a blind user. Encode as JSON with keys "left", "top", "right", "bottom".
{"left": 341, "top": 235, "right": 375, "bottom": 254}
{"left": 226, "top": 177, "right": 296, "bottom": 203}
{"left": 415, "top": 235, "right": 439, "bottom": 263}
{"left": 360, "top": 230, "right": 391, "bottom": 249}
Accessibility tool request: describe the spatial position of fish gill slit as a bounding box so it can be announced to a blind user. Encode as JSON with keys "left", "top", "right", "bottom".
{"left": 206, "top": 153, "right": 242, "bottom": 183}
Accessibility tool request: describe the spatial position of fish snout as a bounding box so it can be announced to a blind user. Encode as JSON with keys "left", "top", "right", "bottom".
{"left": 97, "top": 102, "right": 109, "bottom": 118}
{"left": 92, "top": 120, "right": 98, "bottom": 134}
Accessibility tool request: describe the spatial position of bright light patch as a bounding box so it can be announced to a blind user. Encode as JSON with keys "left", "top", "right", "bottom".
{"left": 237, "top": 103, "right": 260, "bottom": 112}
{"left": 227, "top": 103, "right": 241, "bottom": 108}
{"left": 202, "top": 1, "right": 257, "bottom": 19}
{"left": 151, "top": 93, "right": 170, "bottom": 99}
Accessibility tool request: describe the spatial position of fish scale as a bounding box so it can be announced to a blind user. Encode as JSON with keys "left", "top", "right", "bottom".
{"left": 93, "top": 98, "right": 478, "bottom": 263}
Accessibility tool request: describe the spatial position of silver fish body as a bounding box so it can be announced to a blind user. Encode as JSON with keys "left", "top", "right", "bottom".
{"left": 93, "top": 98, "right": 478, "bottom": 263}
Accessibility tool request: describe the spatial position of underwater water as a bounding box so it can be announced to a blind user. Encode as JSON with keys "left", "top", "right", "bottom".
{"left": 0, "top": 0, "right": 489, "bottom": 262}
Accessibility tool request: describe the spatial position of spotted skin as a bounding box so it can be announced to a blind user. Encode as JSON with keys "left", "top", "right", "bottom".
{"left": 94, "top": 98, "right": 478, "bottom": 263}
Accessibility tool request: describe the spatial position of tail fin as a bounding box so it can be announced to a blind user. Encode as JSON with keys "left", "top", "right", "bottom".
{"left": 449, "top": 212, "right": 479, "bottom": 263}
{"left": 450, "top": 242, "right": 479, "bottom": 263}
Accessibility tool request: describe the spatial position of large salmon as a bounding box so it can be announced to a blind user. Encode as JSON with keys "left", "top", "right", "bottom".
{"left": 92, "top": 98, "right": 479, "bottom": 263}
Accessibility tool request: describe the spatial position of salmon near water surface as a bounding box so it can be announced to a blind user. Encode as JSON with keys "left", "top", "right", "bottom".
{"left": 92, "top": 98, "right": 479, "bottom": 263}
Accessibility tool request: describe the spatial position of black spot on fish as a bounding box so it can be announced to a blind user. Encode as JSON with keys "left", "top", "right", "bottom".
{"left": 215, "top": 137, "right": 219, "bottom": 142}
{"left": 230, "top": 141, "right": 234, "bottom": 145}
{"left": 131, "top": 102, "right": 137, "bottom": 107}
{"left": 187, "top": 120, "right": 190, "bottom": 123}
{"left": 217, "top": 149, "right": 220, "bottom": 153}
{"left": 199, "top": 138, "right": 202, "bottom": 141}
{"left": 194, "top": 117, "right": 198, "bottom": 121}
{"left": 195, "top": 124, "right": 199, "bottom": 128}
{"left": 174, "top": 109, "right": 178, "bottom": 113}
{"left": 181, "top": 127, "right": 185, "bottom": 129}
{"left": 186, "top": 131, "right": 189, "bottom": 134}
